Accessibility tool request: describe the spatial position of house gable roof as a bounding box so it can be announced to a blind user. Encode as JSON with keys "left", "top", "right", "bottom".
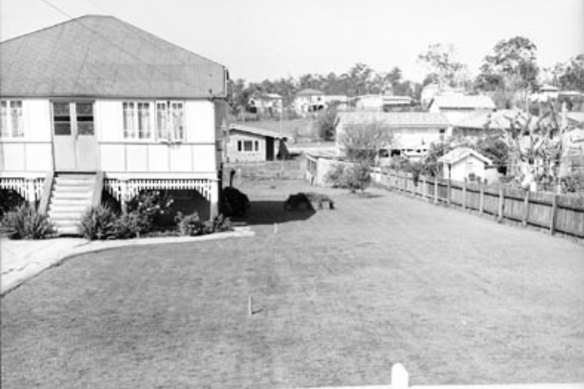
{"left": 0, "top": 15, "right": 227, "bottom": 99}
{"left": 338, "top": 111, "right": 449, "bottom": 129}
{"left": 230, "top": 124, "right": 287, "bottom": 140}
{"left": 430, "top": 95, "right": 496, "bottom": 110}
{"left": 295, "top": 89, "right": 324, "bottom": 97}
{"left": 438, "top": 147, "right": 493, "bottom": 165}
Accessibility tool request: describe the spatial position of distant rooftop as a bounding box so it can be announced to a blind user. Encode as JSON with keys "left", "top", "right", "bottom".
{"left": 338, "top": 111, "right": 449, "bottom": 128}
{"left": 296, "top": 88, "right": 324, "bottom": 97}
{"left": 430, "top": 95, "right": 496, "bottom": 110}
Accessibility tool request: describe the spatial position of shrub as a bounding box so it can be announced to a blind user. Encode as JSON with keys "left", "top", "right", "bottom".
{"left": 344, "top": 161, "right": 372, "bottom": 193}
{"left": 284, "top": 193, "right": 313, "bottom": 211}
{"left": 125, "top": 190, "right": 174, "bottom": 233}
{"left": 325, "top": 163, "right": 348, "bottom": 188}
{"left": 79, "top": 205, "right": 119, "bottom": 240}
{"left": 1, "top": 205, "right": 55, "bottom": 240}
{"left": 221, "top": 187, "right": 250, "bottom": 217}
{"left": 114, "top": 213, "right": 143, "bottom": 239}
{"left": 176, "top": 212, "right": 205, "bottom": 236}
{"left": 0, "top": 189, "right": 26, "bottom": 219}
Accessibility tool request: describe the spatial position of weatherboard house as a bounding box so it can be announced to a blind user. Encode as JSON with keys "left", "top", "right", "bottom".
{"left": 0, "top": 15, "right": 229, "bottom": 234}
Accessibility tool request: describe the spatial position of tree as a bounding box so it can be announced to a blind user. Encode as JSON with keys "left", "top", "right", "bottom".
{"left": 417, "top": 43, "right": 468, "bottom": 87}
{"left": 339, "top": 121, "right": 393, "bottom": 163}
{"left": 476, "top": 36, "right": 539, "bottom": 96}
{"left": 557, "top": 54, "right": 584, "bottom": 91}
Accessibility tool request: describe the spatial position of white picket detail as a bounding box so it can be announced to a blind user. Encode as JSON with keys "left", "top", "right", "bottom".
{"left": 104, "top": 178, "right": 214, "bottom": 202}
{"left": 0, "top": 177, "right": 45, "bottom": 202}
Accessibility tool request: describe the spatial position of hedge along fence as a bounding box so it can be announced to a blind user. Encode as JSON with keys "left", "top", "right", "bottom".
{"left": 370, "top": 168, "right": 584, "bottom": 239}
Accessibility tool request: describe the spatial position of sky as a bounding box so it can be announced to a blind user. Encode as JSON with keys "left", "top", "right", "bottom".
{"left": 1, "top": 0, "right": 583, "bottom": 83}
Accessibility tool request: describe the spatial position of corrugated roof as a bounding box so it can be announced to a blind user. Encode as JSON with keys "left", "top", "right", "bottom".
{"left": 296, "top": 89, "right": 324, "bottom": 97}
{"left": 431, "top": 95, "right": 496, "bottom": 110}
{"left": 454, "top": 109, "right": 527, "bottom": 130}
{"left": 338, "top": 111, "right": 449, "bottom": 128}
{"left": 230, "top": 124, "right": 287, "bottom": 140}
{"left": 438, "top": 147, "right": 492, "bottom": 165}
{"left": 0, "top": 15, "right": 227, "bottom": 99}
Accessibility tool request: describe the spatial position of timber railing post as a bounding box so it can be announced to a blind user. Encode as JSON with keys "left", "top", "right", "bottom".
{"left": 497, "top": 187, "right": 504, "bottom": 222}
{"left": 447, "top": 179, "right": 451, "bottom": 205}
{"left": 479, "top": 183, "right": 484, "bottom": 215}
{"left": 462, "top": 180, "right": 467, "bottom": 210}
{"left": 549, "top": 194, "right": 558, "bottom": 235}
{"left": 522, "top": 190, "right": 530, "bottom": 227}
{"left": 434, "top": 176, "right": 438, "bottom": 204}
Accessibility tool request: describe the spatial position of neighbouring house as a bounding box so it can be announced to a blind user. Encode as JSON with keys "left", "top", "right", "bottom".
{"left": 226, "top": 124, "right": 288, "bottom": 163}
{"left": 248, "top": 92, "right": 283, "bottom": 116}
{"left": 529, "top": 84, "right": 560, "bottom": 103}
{"left": 428, "top": 95, "right": 496, "bottom": 126}
{"left": 350, "top": 95, "right": 414, "bottom": 112}
{"left": 438, "top": 147, "right": 493, "bottom": 182}
{"left": 293, "top": 89, "right": 325, "bottom": 116}
{"left": 451, "top": 109, "right": 527, "bottom": 140}
{"left": 335, "top": 112, "right": 449, "bottom": 160}
{"left": 0, "top": 15, "right": 229, "bottom": 234}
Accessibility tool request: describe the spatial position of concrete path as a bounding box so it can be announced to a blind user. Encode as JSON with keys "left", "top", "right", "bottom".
{"left": 0, "top": 227, "right": 254, "bottom": 295}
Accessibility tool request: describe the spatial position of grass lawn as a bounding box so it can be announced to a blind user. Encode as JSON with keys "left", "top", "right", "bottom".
{"left": 2, "top": 180, "right": 584, "bottom": 388}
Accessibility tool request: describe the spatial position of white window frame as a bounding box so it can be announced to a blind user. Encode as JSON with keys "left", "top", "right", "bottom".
{"left": 0, "top": 99, "right": 24, "bottom": 139}
{"left": 155, "top": 100, "right": 185, "bottom": 143}
{"left": 123, "top": 101, "right": 152, "bottom": 140}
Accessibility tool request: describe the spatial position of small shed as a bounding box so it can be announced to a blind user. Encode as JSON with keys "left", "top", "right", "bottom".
{"left": 227, "top": 124, "right": 288, "bottom": 163}
{"left": 438, "top": 147, "right": 493, "bottom": 182}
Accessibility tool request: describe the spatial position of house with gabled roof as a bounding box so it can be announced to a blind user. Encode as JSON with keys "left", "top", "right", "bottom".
{"left": 226, "top": 124, "right": 288, "bottom": 162}
{"left": 335, "top": 111, "right": 449, "bottom": 160}
{"left": 428, "top": 95, "right": 496, "bottom": 125}
{"left": 0, "top": 15, "right": 229, "bottom": 234}
{"left": 438, "top": 147, "right": 493, "bottom": 182}
{"left": 293, "top": 89, "right": 325, "bottom": 116}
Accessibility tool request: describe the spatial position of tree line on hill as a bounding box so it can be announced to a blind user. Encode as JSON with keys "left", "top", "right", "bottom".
{"left": 227, "top": 36, "right": 584, "bottom": 114}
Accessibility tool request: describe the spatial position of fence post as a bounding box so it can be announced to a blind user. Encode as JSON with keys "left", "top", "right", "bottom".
{"left": 462, "top": 180, "right": 467, "bottom": 210}
{"left": 549, "top": 194, "right": 558, "bottom": 235}
{"left": 497, "top": 187, "right": 504, "bottom": 222}
{"left": 479, "top": 183, "right": 484, "bottom": 215}
{"left": 522, "top": 190, "right": 530, "bottom": 227}
{"left": 391, "top": 363, "right": 409, "bottom": 389}
{"left": 434, "top": 176, "right": 438, "bottom": 204}
{"left": 447, "top": 179, "right": 451, "bottom": 205}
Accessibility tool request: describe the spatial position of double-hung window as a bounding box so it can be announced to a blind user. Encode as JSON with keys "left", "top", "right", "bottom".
{"left": 123, "top": 102, "right": 151, "bottom": 139}
{"left": 0, "top": 100, "right": 24, "bottom": 138}
{"left": 156, "top": 101, "right": 185, "bottom": 142}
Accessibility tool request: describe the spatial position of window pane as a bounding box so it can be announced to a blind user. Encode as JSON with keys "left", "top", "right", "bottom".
{"left": 138, "top": 102, "right": 150, "bottom": 139}
{"left": 243, "top": 140, "right": 253, "bottom": 151}
{"left": 237, "top": 140, "right": 242, "bottom": 151}
{"left": 156, "top": 102, "right": 167, "bottom": 140}
{"left": 54, "top": 122, "right": 71, "bottom": 135}
{"left": 53, "top": 102, "right": 71, "bottom": 135}
{"left": 76, "top": 102, "right": 93, "bottom": 116}
{"left": 78, "top": 122, "right": 94, "bottom": 135}
{"left": 76, "top": 102, "right": 94, "bottom": 135}
{"left": 171, "top": 102, "right": 184, "bottom": 141}
{"left": 0, "top": 101, "right": 8, "bottom": 137}
{"left": 53, "top": 102, "right": 70, "bottom": 116}
{"left": 123, "top": 102, "right": 135, "bottom": 138}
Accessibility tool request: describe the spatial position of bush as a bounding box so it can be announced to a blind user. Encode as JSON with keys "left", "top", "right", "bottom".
{"left": 177, "top": 212, "right": 232, "bottom": 236}
{"left": 79, "top": 205, "right": 119, "bottom": 240}
{"left": 125, "top": 190, "right": 174, "bottom": 234}
{"left": 221, "top": 187, "right": 250, "bottom": 217}
{"left": 176, "top": 212, "right": 205, "bottom": 236}
{"left": 325, "top": 163, "right": 348, "bottom": 188}
{"left": 344, "top": 161, "right": 372, "bottom": 192}
{"left": 114, "top": 213, "right": 143, "bottom": 239}
{"left": 1, "top": 205, "right": 55, "bottom": 240}
{"left": 0, "top": 189, "right": 26, "bottom": 219}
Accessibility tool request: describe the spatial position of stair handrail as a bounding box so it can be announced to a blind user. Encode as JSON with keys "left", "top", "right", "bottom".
{"left": 91, "top": 171, "right": 105, "bottom": 208}
{"left": 38, "top": 171, "right": 54, "bottom": 214}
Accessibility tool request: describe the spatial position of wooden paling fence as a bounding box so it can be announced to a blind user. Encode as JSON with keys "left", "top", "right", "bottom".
{"left": 370, "top": 168, "right": 584, "bottom": 239}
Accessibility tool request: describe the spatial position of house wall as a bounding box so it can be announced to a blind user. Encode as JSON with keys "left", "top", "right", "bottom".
{"left": 225, "top": 131, "right": 266, "bottom": 163}
{"left": 0, "top": 99, "right": 53, "bottom": 176}
{"left": 442, "top": 155, "right": 488, "bottom": 181}
{"left": 1, "top": 98, "right": 219, "bottom": 179}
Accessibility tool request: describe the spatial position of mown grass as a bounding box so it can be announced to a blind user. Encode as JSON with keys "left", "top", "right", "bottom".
{"left": 2, "top": 180, "right": 583, "bottom": 388}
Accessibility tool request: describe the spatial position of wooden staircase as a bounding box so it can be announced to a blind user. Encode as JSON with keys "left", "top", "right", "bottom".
{"left": 47, "top": 173, "right": 102, "bottom": 235}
